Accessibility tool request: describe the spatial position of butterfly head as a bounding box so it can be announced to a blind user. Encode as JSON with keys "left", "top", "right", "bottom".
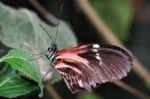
{"left": 46, "top": 42, "right": 58, "bottom": 61}
{"left": 48, "top": 42, "right": 58, "bottom": 52}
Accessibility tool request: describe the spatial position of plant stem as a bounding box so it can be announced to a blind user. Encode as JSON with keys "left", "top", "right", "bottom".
{"left": 46, "top": 85, "right": 61, "bottom": 99}
{"left": 113, "top": 81, "right": 150, "bottom": 99}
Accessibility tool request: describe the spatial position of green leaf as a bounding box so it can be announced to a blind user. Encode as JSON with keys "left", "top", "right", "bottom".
{"left": 79, "top": 92, "right": 103, "bottom": 99}
{"left": 90, "top": 0, "right": 133, "bottom": 41}
{"left": 0, "top": 65, "right": 37, "bottom": 98}
{"left": 0, "top": 2, "right": 77, "bottom": 84}
{"left": 0, "top": 2, "right": 77, "bottom": 50}
{"left": 0, "top": 49, "right": 42, "bottom": 98}
{"left": 0, "top": 49, "right": 41, "bottom": 83}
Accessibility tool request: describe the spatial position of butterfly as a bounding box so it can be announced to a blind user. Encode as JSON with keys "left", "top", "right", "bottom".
{"left": 45, "top": 42, "right": 133, "bottom": 93}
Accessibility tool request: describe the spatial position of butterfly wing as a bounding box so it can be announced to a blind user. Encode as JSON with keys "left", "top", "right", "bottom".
{"left": 54, "top": 44, "right": 133, "bottom": 93}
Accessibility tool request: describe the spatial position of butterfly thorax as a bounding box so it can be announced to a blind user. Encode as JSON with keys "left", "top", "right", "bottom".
{"left": 46, "top": 42, "right": 58, "bottom": 64}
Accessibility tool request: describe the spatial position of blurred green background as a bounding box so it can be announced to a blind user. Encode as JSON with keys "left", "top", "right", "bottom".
{"left": 0, "top": 0, "right": 150, "bottom": 99}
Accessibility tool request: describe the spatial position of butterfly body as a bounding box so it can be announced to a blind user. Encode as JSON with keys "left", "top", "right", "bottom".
{"left": 46, "top": 43, "right": 133, "bottom": 93}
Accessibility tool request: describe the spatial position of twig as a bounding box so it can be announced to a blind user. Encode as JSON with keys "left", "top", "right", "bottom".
{"left": 29, "top": 0, "right": 58, "bottom": 25}
{"left": 76, "top": 0, "right": 150, "bottom": 87}
{"left": 113, "top": 81, "right": 150, "bottom": 99}
{"left": 46, "top": 85, "right": 61, "bottom": 99}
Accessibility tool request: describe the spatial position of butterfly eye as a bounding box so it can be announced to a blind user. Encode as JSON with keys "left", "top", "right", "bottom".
{"left": 48, "top": 47, "right": 51, "bottom": 52}
{"left": 48, "top": 43, "right": 58, "bottom": 52}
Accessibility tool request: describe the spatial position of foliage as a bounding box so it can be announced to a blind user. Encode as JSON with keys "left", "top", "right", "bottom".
{"left": 79, "top": 92, "right": 103, "bottom": 99}
{"left": 0, "top": 2, "right": 77, "bottom": 98}
{"left": 0, "top": 49, "right": 40, "bottom": 98}
{"left": 90, "top": 0, "right": 133, "bottom": 41}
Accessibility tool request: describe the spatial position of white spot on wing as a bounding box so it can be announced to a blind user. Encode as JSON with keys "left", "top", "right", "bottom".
{"left": 78, "top": 80, "right": 83, "bottom": 87}
{"left": 92, "top": 49, "right": 98, "bottom": 52}
{"left": 93, "top": 44, "right": 100, "bottom": 48}
{"left": 95, "top": 53, "right": 102, "bottom": 65}
{"left": 96, "top": 53, "right": 99, "bottom": 56}
{"left": 96, "top": 55, "right": 101, "bottom": 60}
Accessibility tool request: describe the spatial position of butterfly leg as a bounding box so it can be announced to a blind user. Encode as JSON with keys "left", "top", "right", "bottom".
{"left": 42, "top": 68, "right": 54, "bottom": 81}
{"left": 41, "top": 61, "right": 56, "bottom": 82}
{"left": 32, "top": 50, "right": 47, "bottom": 56}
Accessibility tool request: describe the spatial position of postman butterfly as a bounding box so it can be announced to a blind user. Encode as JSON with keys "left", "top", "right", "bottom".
{"left": 39, "top": 5, "right": 133, "bottom": 93}
{"left": 45, "top": 42, "right": 133, "bottom": 93}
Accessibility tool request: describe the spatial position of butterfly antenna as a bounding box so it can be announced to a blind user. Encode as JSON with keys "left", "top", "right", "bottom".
{"left": 28, "top": 54, "right": 46, "bottom": 61}
{"left": 39, "top": 24, "right": 54, "bottom": 42}
{"left": 32, "top": 50, "right": 48, "bottom": 56}
{"left": 55, "top": 4, "right": 64, "bottom": 43}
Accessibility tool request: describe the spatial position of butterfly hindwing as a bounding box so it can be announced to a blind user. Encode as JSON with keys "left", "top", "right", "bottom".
{"left": 54, "top": 44, "right": 133, "bottom": 93}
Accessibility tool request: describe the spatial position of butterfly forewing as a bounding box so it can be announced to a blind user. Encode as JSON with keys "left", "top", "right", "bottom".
{"left": 54, "top": 44, "right": 133, "bottom": 93}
